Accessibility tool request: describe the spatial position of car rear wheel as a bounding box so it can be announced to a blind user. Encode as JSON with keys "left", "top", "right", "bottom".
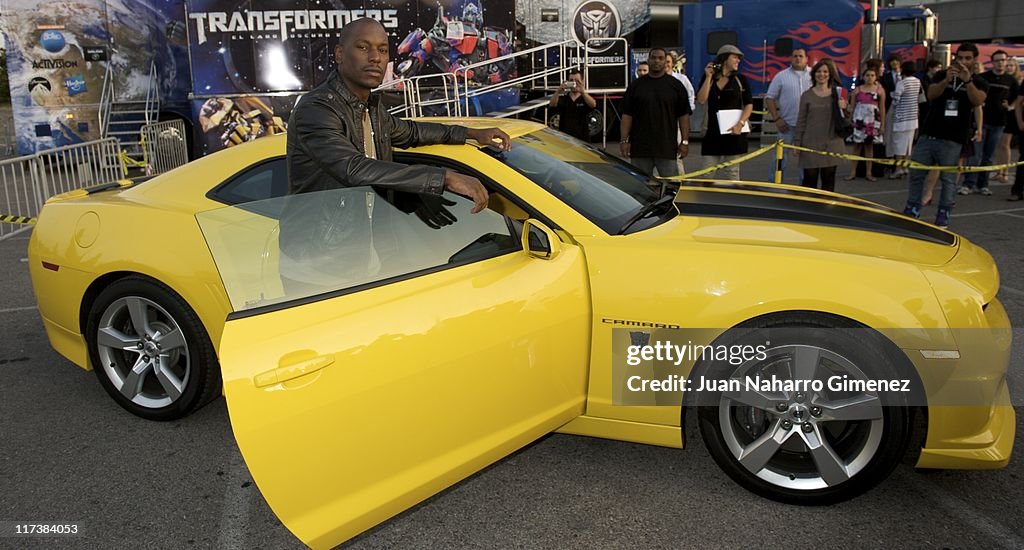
{"left": 86, "top": 277, "right": 221, "bottom": 421}
{"left": 696, "top": 315, "right": 910, "bottom": 504}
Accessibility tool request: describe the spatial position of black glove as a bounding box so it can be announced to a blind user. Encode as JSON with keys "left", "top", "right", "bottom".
{"left": 412, "top": 195, "right": 458, "bottom": 229}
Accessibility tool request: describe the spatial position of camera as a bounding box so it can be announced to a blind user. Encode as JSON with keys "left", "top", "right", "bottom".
{"left": 564, "top": 80, "right": 578, "bottom": 91}
{"left": 713, "top": 63, "right": 722, "bottom": 72}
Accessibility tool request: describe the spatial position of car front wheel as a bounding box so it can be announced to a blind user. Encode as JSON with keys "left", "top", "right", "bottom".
{"left": 86, "top": 276, "right": 221, "bottom": 421}
{"left": 696, "top": 317, "right": 911, "bottom": 504}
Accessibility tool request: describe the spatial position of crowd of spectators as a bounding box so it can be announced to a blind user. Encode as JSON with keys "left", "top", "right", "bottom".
{"left": 583, "top": 42, "right": 1024, "bottom": 230}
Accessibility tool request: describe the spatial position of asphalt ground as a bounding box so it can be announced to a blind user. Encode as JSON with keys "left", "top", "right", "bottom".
{"left": 2, "top": 149, "right": 1024, "bottom": 549}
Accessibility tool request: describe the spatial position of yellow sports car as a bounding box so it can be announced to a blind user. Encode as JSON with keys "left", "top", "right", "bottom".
{"left": 29, "top": 119, "right": 1013, "bottom": 549}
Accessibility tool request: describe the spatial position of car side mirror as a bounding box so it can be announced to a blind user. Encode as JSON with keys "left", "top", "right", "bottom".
{"left": 521, "top": 219, "right": 560, "bottom": 260}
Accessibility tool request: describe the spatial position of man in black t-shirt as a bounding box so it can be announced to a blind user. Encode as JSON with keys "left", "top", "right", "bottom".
{"left": 961, "top": 50, "right": 1019, "bottom": 195}
{"left": 904, "top": 42, "right": 988, "bottom": 229}
{"left": 548, "top": 69, "right": 597, "bottom": 141}
{"left": 619, "top": 47, "right": 692, "bottom": 178}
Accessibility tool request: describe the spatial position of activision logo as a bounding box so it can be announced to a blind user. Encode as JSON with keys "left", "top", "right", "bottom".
{"left": 32, "top": 59, "right": 78, "bottom": 70}
{"left": 189, "top": 9, "right": 400, "bottom": 45}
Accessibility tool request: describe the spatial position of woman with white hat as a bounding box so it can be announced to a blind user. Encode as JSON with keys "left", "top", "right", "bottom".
{"left": 696, "top": 44, "right": 754, "bottom": 181}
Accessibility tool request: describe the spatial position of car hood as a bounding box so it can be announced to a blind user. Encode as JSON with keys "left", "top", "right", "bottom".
{"left": 649, "top": 181, "right": 959, "bottom": 266}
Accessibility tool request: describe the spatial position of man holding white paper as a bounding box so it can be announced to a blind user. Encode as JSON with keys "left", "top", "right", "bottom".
{"left": 696, "top": 44, "right": 754, "bottom": 181}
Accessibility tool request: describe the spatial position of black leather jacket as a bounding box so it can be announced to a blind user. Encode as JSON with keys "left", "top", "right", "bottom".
{"left": 286, "top": 70, "right": 468, "bottom": 194}
{"left": 280, "top": 71, "right": 468, "bottom": 265}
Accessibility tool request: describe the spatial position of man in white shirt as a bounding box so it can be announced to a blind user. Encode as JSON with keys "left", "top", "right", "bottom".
{"left": 667, "top": 51, "right": 696, "bottom": 173}
{"left": 667, "top": 52, "right": 696, "bottom": 112}
{"left": 765, "top": 48, "right": 811, "bottom": 181}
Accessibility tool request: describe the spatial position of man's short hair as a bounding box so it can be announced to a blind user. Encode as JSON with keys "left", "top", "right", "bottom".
{"left": 792, "top": 47, "right": 807, "bottom": 55}
{"left": 887, "top": 53, "right": 902, "bottom": 64}
{"left": 568, "top": 68, "right": 582, "bottom": 76}
{"left": 993, "top": 49, "right": 1009, "bottom": 59}
{"left": 926, "top": 59, "right": 941, "bottom": 70}
{"left": 901, "top": 61, "right": 916, "bottom": 75}
{"left": 338, "top": 17, "right": 385, "bottom": 47}
{"left": 649, "top": 47, "right": 667, "bottom": 57}
{"left": 957, "top": 42, "right": 980, "bottom": 57}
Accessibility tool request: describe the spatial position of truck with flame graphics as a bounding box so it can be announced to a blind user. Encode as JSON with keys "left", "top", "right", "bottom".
{"left": 678, "top": 0, "right": 938, "bottom": 96}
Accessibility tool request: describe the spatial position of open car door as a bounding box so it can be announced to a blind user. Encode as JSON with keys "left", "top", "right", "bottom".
{"left": 197, "top": 187, "right": 590, "bottom": 548}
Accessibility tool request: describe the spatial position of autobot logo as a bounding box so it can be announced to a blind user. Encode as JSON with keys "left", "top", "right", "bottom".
{"left": 189, "top": 9, "right": 399, "bottom": 45}
{"left": 572, "top": 1, "right": 620, "bottom": 53}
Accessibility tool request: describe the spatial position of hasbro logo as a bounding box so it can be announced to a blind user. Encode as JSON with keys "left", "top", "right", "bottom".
{"left": 40, "top": 30, "right": 66, "bottom": 53}
{"left": 64, "top": 74, "right": 87, "bottom": 96}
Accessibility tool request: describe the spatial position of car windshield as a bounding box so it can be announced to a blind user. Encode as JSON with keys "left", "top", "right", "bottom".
{"left": 495, "top": 129, "right": 669, "bottom": 234}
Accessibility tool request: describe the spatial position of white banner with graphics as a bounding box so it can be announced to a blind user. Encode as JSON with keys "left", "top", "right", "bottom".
{"left": 515, "top": 0, "right": 650, "bottom": 48}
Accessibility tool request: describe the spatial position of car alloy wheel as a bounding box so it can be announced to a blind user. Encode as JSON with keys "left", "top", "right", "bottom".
{"left": 695, "top": 316, "right": 911, "bottom": 504}
{"left": 717, "top": 345, "right": 884, "bottom": 491}
{"left": 86, "top": 276, "right": 220, "bottom": 420}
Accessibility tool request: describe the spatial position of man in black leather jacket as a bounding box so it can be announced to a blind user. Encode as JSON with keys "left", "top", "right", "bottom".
{"left": 287, "top": 17, "right": 509, "bottom": 208}
{"left": 279, "top": 17, "right": 510, "bottom": 293}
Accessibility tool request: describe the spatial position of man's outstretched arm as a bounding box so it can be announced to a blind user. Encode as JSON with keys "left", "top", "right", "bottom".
{"left": 388, "top": 114, "right": 510, "bottom": 151}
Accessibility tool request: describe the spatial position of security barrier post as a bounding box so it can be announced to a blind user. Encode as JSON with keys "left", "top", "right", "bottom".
{"left": 774, "top": 140, "right": 784, "bottom": 184}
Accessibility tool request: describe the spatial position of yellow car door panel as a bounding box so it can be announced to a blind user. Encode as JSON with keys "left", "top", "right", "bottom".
{"left": 198, "top": 187, "right": 590, "bottom": 548}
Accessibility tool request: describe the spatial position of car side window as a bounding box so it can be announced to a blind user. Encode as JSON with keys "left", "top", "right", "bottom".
{"left": 207, "top": 157, "right": 289, "bottom": 205}
{"left": 197, "top": 186, "right": 523, "bottom": 313}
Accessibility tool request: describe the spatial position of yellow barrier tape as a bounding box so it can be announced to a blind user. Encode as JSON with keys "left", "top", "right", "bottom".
{"left": 0, "top": 214, "right": 37, "bottom": 225}
{"left": 667, "top": 142, "right": 779, "bottom": 180}
{"left": 783, "top": 143, "right": 1024, "bottom": 173}
{"left": 118, "top": 149, "right": 148, "bottom": 168}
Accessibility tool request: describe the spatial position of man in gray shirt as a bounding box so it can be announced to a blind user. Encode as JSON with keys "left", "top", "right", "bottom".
{"left": 765, "top": 48, "right": 811, "bottom": 181}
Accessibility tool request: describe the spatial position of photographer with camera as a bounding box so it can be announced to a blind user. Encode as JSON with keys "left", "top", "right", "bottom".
{"left": 696, "top": 44, "right": 754, "bottom": 181}
{"left": 549, "top": 69, "right": 597, "bottom": 141}
{"left": 903, "top": 42, "right": 988, "bottom": 229}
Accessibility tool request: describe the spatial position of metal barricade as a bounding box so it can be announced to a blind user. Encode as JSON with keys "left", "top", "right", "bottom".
{"left": 456, "top": 40, "right": 577, "bottom": 115}
{"left": 0, "top": 156, "right": 46, "bottom": 241}
{"left": 33, "top": 138, "right": 123, "bottom": 198}
{"left": 407, "top": 73, "right": 463, "bottom": 118}
{"left": 0, "top": 138, "right": 125, "bottom": 242}
{"left": 140, "top": 119, "right": 189, "bottom": 175}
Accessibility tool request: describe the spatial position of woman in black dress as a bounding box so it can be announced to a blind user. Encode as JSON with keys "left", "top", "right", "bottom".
{"left": 696, "top": 44, "right": 754, "bottom": 181}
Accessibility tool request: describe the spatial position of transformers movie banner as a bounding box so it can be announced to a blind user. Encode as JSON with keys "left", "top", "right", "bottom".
{"left": 186, "top": 0, "right": 517, "bottom": 96}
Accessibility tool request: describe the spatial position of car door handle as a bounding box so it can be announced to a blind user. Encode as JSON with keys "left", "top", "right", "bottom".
{"left": 253, "top": 354, "right": 335, "bottom": 388}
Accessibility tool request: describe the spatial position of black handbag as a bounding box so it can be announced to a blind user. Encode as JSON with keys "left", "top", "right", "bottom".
{"left": 832, "top": 89, "right": 854, "bottom": 139}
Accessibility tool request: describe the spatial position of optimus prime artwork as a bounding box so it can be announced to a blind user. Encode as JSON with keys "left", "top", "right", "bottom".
{"left": 395, "top": 1, "right": 515, "bottom": 85}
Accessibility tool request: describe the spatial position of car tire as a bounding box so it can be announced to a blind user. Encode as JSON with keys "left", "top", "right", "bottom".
{"left": 85, "top": 276, "right": 221, "bottom": 421}
{"left": 695, "top": 313, "right": 910, "bottom": 505}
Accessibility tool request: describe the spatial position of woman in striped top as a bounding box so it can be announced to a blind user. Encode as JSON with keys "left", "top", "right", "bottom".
{"left": 889, "top": 61, "right": 922, "bottom": 179}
